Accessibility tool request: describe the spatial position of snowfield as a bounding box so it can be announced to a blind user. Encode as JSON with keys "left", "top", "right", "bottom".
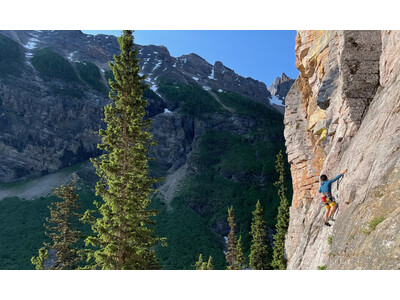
{"left": 269, "top": 95, "right": 284, "bottom": 106}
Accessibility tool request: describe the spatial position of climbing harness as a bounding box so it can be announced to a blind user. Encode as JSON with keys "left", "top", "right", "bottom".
{"left": 321, "top": 193, "right": 336, "bottom": 210}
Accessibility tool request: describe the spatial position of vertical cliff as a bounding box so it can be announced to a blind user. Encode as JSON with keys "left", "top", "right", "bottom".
{"left": 284, "top": 30, "right": 400, "bottom": 269}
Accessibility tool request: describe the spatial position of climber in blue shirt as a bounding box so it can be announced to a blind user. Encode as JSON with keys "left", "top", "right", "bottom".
{"left": 319, "top": 169, "right": 347, "bottom": 226}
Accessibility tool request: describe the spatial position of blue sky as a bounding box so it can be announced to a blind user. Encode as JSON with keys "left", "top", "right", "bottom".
{"left": 83, "top": 30, "right": 298, "bottom": 86}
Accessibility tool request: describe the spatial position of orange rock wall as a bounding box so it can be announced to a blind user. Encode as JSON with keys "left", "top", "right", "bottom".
{"left": 283, "top": 30, "right": 399, "bottom": 269}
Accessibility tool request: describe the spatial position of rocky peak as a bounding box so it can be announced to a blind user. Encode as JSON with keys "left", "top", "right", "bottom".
{"left": 171, "top": 53, "right": 213, "bottom": 82}
{"left": 268, "top": 76, "right": 281, "bottom": 95}
{"left": 211, "top": 61, "right": 271, "bottom": 103}
{"left": 281, "top": 72, "right": 290, "bottom": 81}
{"left": 179, "top": 53, "right": 210, "bottom": 66}
{"left": 214, "top": 60, "right": 234, "bottom": 81}
{"left": 268, "top": 72, "right": 295, "bottom": 100}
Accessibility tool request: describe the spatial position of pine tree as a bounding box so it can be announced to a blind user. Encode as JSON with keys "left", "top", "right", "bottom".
{"left": 195, "top": 254, "right": 204, "bottom": 270}
{"left": 84, "top": 30, "right": 160, "bottom": 270}
{"left": 31, "top": 247, "right": 48, "bottom": 270}
{"left": 271, "top": 150, "right": 290, "bottom": 270}
{"left": 31, "top": 174, "right": 82, "bottom": 270}
{"left": 226, "top": 206, "right": 244, "bottom": 270}
{"left": 236, "top": 235, "right": 246, "bottom": 269}
{"left": 249, "top": 200, "right": 269, "bottom": 270}
{"left": 195, "top": 254, "right": 214, "bottom": 270}
{"left": 206, "top": 256, "right": 214, "bottom": 270}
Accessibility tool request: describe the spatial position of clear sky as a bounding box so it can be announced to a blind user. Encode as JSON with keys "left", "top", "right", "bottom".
{"left": 83, "top": 30, "right": 298, "bottom": 86}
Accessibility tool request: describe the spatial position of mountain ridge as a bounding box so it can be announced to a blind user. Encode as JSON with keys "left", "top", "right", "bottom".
{"left": 0, "top": 30, "right": 282, "bottom": 183}
{"left": 0, "top": 30, "right": 273, "bottom": 104}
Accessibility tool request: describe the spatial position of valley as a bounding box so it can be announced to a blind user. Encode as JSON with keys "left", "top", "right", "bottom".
{"left": 0, "top": 30, "right": 292, "bottom": 269}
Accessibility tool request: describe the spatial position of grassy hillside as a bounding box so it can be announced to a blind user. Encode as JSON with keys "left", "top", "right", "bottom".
{"left": 0, "top": 34, "right": 24, "bottom": 77}
{"left": 158, "top": 78, "right": 222, "bottom": 116}
{"left": 216, "top": 89, "right": 280, "bottom": 120}
{"left": 32, "top": 48, "right": 79, "bottom": 82}
{"left": 76, "top": 61, "right": 107, "bottom": 94}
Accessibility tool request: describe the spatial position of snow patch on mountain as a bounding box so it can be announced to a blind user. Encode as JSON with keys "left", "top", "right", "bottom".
{"left": 270, "top": 95, "right": 284, "bottom": 106}
{"left": 150, "top": 83, "right": 162, "bottom": 98}
{"left": 164, "top": 108, "right": 172, "bottom": 114}
{"left": 25, "top": 39, "right": 38, "bottom": 50}
{"left": 208, "top": 67, "right": 214, "bottom": 80}
{"left": 68, "top": 51, "right": 77, "bottom": 62}
{"left": 24, "top": 35, "right": 40, "bottom": 59}
{"left": 153, "top": 60, "right": 162, "bottom": 72}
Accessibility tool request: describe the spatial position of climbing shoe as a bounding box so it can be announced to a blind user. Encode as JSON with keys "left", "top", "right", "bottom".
{"left": 324, "top": 222, "right": 331, "bottom": 227}
{"left": 328, "top": 217, "right": 335, "bottom": 222}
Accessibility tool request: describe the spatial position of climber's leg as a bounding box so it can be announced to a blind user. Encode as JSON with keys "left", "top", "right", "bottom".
{"left": 324, "top": 205, "right": 330, "bottom": 223}
{"left": 328, "top": 202, "right": 337, "bottom": 218}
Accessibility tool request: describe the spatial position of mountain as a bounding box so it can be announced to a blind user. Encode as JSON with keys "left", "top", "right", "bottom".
{"left": 284, "top": 30, "right": 400, "bottom": 269}
{"left": 268, "top": 73, "right": 294, "bottom": 113}
{"left": 0, "top": 30, "right": 278, "bottom": 183}
{"left": 268, "top": 72, "right": 295, "bottom": 100}
{"left": 0, "top": 30, "right": 289, "bottom": 269}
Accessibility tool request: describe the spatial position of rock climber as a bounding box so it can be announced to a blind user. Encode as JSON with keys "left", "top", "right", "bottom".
{"left": 319, "top": 169, "right": 347, "bottom": 226}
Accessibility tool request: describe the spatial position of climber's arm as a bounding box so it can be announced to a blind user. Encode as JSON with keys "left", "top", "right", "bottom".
{"left": 328, "top": 169, "right": 347, "bottom": 184}
{"left": 328, "top": 174, "right": 342, "bottom": 184}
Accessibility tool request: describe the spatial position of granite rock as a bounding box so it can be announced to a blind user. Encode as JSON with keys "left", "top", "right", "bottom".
{"left": 284, "top": 30, "right": 400, "bottom": 269}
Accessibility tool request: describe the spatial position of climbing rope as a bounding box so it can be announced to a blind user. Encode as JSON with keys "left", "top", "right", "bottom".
{"left": 333, "top": 176, "right": 343, "bottom": 219}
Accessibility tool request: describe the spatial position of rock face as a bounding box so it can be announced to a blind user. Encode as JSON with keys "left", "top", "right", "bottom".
{"left": 0, "top": 70, "right": 106, "bottom": 182}
{"left": 0, "top": 30, "right": 273, "bottom": 183}
{"left": 284, "top": 30, "right": 400, "bottom": 269}
{"left": 268, "top": 73, "right": 295, "bottom": 100}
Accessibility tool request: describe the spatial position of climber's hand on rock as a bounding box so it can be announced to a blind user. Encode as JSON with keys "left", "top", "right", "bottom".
{"left": 342, "top": 169, "right": 348, "bottom": 175}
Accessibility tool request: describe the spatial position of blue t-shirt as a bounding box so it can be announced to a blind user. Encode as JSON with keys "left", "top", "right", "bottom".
{"left": 318, "top": 174, "right": 343, "bottom": 194}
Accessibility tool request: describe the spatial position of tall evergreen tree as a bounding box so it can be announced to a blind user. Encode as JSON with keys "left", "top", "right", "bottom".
{"left": 31, "top": 247, "right": 48, "bottom": 270}
{"left": 31, "top": 174, "right": 82, "bottom": 270}
{"left": 195, "top": 254, "right": 205, "bottom": 270}
{"left": 271, "top": 150, "right": 290, "bottom": 270}
{"left": 84, "top": 30, "right": 160, "bottom": 270}
{"left": 249, "top": 200, "right": 269, "bottom": 270}
{"left": 195, "top": 254, "right": 214, "bottom": 270}
{"left": 226, "top": 206, "right": 244, "bottom": 270}
{"left": 206, "top": 256, "right": 214, "bottom": 270}
{"left": 236, "top": 235, "right": 246, "bottom": 269}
